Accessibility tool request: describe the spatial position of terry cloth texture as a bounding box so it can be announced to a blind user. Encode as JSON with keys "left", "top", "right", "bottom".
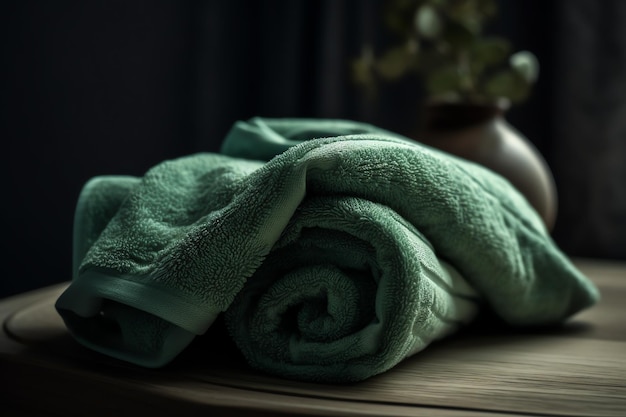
{"left": 55, "top": 117, "right": 599, "bottom": 382}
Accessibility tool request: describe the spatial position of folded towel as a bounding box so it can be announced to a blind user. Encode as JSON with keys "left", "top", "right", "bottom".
{"left": 55, "top": 117, "right": 599, "bottom": 382}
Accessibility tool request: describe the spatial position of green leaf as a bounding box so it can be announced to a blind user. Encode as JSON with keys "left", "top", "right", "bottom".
{"left": 476, "top": 0, "right": 498, "bottom": 17}
{"left": 447, "top": 0, "right": 492, "bottom": 33}
{"left": 483, "top": 69, "right": 531, "bottom": 102}
{"left": 415, "top": 5, "right": 444, "bottom": 39}
{"left": 351, "top": 45, "right": 375, "bottom": 86}
{"left": 510, "top": 50, "right": 540, "bottom": 83}
{"left": 374, "top": 45, "right": 415, "bottom": 80}
{"left": 441, "top": 21, "right": 476, "bottom": 50}
{"left": 471, "top": 37, "right": 511, "bottom": 66}
{"left": 426, "top": 66, "right": 463, "bottom": 95}
{"left": 447, "top": 0, "right": 479, "bottom": 23}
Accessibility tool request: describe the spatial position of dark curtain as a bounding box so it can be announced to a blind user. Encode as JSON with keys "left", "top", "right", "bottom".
{"left": 2, "top": 0, "right": 625, "bottom": 298}
{"left": 188, "top": 0, "right": 420, "bottom": 146}
{"left": 2, "top": 1, "right": 198, "bottom": 297}
{"left": 551, "top": 0, "right": 626, "bottom": 259}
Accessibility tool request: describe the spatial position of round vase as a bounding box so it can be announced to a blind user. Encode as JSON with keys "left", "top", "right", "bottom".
{"left": 416, "top": 101, "right": 557, "bottom": 231}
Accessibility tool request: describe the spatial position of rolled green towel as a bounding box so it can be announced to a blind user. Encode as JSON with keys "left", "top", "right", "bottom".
{"left": 55, "top": 117, "right": 599, "bottom": 382}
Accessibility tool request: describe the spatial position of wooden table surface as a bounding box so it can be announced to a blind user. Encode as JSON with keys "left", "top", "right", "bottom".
{"left": 1, "top": 259, "right": 624, "bottom": 416}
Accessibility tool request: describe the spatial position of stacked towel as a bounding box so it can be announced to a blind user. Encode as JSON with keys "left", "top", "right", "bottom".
{"left": 56, "top": 117, "right": 599, "bottom": 382}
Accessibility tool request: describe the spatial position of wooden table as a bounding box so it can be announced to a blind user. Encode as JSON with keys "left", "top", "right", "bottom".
{"left": 1, "top": 259, "right": 624, "bottom": 416}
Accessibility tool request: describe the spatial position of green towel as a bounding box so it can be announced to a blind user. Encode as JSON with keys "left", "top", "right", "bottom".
{"left": 55, "top": 117, "right": 599, "bottom": 382}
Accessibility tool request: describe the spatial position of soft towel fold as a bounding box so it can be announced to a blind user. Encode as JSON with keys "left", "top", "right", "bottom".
{"left": 55, "top": 117, "right": 599, "bottom": 382}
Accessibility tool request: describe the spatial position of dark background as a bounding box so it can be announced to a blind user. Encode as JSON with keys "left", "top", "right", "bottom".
{"left": 2, "top": 0, "right": 625, "bottom": 298}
